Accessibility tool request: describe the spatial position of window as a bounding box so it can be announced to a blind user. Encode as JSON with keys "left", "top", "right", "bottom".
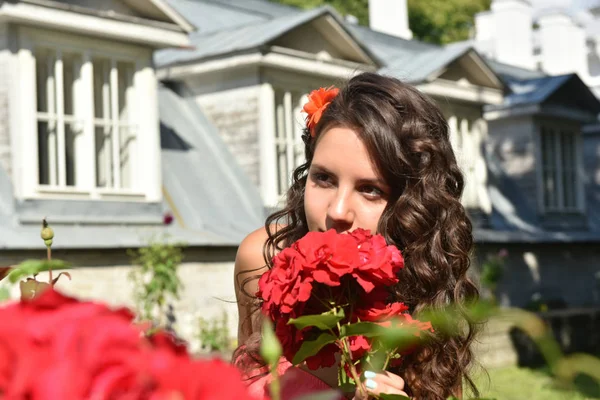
{"left": 35, "top": 47, "right": 138, "bottom": 194}
{"left": 273, "top": 90, "right": 307, "bottom": 201}
{"left": 539, "top": 125, "right": 582, "bottom": 212}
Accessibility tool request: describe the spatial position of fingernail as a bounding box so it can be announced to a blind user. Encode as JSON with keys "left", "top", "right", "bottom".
{"left": 365, "top": 379, "right": 377, "bottom": 390}
{"left": 364, "top": 370, "right": 376, "bottom": 379}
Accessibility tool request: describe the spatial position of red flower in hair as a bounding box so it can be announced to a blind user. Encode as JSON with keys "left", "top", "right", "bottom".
{"left": 303, "top": 86, "right": 339, "bottom": 137}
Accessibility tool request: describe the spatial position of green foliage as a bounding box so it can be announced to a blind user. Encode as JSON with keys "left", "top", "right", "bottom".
{"left": 268, "top": 0, "right": 490, "bottom": 45}
{"left": 269, "top": 0, "right": 368, "bottom": 25}
{"left": 408, "top": 0, "right": 491, "bottom": 44}
{"left": 292, "top": 332, "right": 337, "bottom": 365}
{"left": 6, "top": 259, "right": 71, "bottom": 284}
{"left": 480, "top": 251, "right": 506, "bottom": 288}
{"left": 474, "top": 366, "right": 599, "bottom": 400}
{"left": 197, "top": 312, "right": 234, "bottom": 353}
{"left": 288, "top": 308, "right": 345, "bottom": 330}
{"left": 128, "top": 236, "right": 185, "bottom": 327}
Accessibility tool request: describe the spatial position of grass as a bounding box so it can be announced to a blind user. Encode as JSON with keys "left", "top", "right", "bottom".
{"left": 473, "top": 366, "right": 600, "bottom": 400}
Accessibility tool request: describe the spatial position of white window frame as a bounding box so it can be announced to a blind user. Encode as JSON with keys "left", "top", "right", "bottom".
{"left": 535, "top": 120, "right": 585, "bottom": 213}
{"left": 273, "top": 89, "right": 307, "bottom": 204}
{"left": 258, "top": 81, "right": 312, "bottom": 208}
{"left": 12, "top": 27, "right": 162, "bottom": 202}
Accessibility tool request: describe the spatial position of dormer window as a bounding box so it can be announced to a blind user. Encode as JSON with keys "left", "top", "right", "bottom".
{"left": 35, "top": 47, "right": 138, "bottom": 195}
{"left": 538, "top": 122, "right": 584, "bottom": 213}
{"left": 12, "top": 26, "right": 162, "bottom": 202}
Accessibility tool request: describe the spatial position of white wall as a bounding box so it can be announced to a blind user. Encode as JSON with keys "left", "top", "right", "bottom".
{"left": 0, "top": 23, "right": 12, "bottom": 179}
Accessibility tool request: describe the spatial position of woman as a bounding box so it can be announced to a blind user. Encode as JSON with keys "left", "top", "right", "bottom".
{"left": 234, "top": 72, "right": 480, "bottom": 399}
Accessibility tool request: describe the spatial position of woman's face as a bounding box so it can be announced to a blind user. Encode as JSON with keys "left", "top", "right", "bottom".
{"left": 304, "top": 127, "right": 389, "bottom": 234}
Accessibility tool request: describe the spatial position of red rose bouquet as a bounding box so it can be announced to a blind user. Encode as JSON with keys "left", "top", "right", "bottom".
{"left": 0, "top": 288, "right": 253, "bottom": 400}
{"left": 257, "top": 229, "right": 433, "bottom": 394}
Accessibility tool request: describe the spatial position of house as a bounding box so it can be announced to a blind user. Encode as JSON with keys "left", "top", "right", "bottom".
{"left": 157, "top": 0, "right": 600, "bottom": 311}
{"left": 0, "top": 0, "right": 264, "bottom": 348}
{"left": 1, "top": 0, "right": 599, "bottom": 351}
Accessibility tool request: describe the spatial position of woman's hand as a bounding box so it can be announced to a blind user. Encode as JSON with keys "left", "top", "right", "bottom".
{"left": 352, "top": 370, "right": 409, "bottom": 399}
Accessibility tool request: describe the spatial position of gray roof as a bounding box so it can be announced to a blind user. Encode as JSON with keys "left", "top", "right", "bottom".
{"left": 484, "top": 58, "right": 547, "bottom": 82}
{"left": 159, "top": 84, "right": 265, "bottom": 241}
{"left": 347, "top": 24, "right": 436, "bottom": 66}
{"left": 350, "top": 26, "right": 502, "bottom": 85}
{"left": 486, "top": 73, "right": 600, "bottom": 115}
{"left": 381, "top": 42, "right": 478, "bottom": 83}
{"left": 156, "top": 5, "right": 381, "bottom": 68}
{"left": 164, "top": 0, "right": 295, "bottom": 35}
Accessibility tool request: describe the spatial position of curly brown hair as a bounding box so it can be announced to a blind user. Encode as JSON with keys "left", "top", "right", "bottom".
{"left": 240, "top": 72, "right": 481, "bottom": 399}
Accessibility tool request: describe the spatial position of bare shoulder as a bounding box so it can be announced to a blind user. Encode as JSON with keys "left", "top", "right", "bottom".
{"left": 234, "top": 226, "right": 270, "bottom": 278}
{"left": 234, "top": 225, "right": 282, "bottom": 343}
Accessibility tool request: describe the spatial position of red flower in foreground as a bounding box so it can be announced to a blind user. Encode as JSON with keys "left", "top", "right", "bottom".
{"left": 303, "top": 86, "right": 339, "bottom": 137}
{"left": 0, "top": 289, "right": 252, "bottom": 400}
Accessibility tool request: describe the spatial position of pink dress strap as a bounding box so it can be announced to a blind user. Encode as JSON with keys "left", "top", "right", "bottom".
{"left": 244, "top": 358, "right": 341, "bottom": 400}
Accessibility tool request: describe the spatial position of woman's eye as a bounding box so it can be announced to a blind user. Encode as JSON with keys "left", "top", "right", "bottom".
{"left": 311, "top": 172, "right": 332, "bottom": 186}
{"left": 361, "top": 185, "right": 384, "bottom": 198}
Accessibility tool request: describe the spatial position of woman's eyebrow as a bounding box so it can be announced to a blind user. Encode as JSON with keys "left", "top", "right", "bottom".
{"left": 310, "top": 163, "right": 334, "bottom": 175}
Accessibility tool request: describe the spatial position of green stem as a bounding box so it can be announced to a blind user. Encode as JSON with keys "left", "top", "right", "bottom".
{"left": 46, "top": 246, "right": 53, "bottom": 286}
{"left": 269, "top": 365, "right": 281, "bottom": 400}
{"left": 340, "top": 335, "right": 367, "bottom": 399}
{"left": 382, "top": 347, "right": 398, "bottom": 371}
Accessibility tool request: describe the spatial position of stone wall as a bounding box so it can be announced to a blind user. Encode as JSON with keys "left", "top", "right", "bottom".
{"left": 473, "top": 242, "right": 600, "bottom": 309}
{"left": 2, "top": 247, "right": 239, "bottom": 354}
{"left": 196, "top": 86, "right": 261, "bottom": 187}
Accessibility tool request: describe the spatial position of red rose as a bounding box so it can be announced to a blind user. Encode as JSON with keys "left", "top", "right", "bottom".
{"left": 356, "top": 301, "right": 409, "bottom": 323}
{"left": 0, "top": 289, "right": 253, "bottom": 400}
{"left": 258, "top": 248, "right": 314, "bottom": 315}
{"left": 352, "top": 234, "right": 404, "bottom": 293}
{"left": 348, "top": 335, "right": 371, "bottom": 360}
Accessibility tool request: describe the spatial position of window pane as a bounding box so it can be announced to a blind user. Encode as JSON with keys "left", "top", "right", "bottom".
{"left": 62, "top": 53, "right": 82, "bottom": 117}
{"left": 95, "top": 125, "right": 113, "bottom": 188}
{"left": 38, "top": 121, "right": 57, "bottom": 185}
{"left": 119, "top": 128, "right": 135, "bottom": 189}
{"left": 561, "top": 131, "right": 576, "bottom": 208}
{"left": 117, "top": 61, "right": 134, "bottom": 122}
{"left": 36, "top": 49, "right": 54, "bottom": 114}
{"left": 93, "top": 58, "right": 111, "bottom": 120}
{"left": 65, "top": 123, "right": 79, "bottom": 187}
{"left": 541, "top": 128, "right": 556, "bottom": 208}
{"left": 275, "top": 92, "right": 288, "bottom": 197}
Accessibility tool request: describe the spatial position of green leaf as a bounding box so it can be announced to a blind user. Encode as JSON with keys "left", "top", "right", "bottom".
{"left": 7, "top": 259, "right": 71, "bottom": 284}
{"left": 379, "top": 394, "right": 410, "bottom": 400}
{"left": 288, "top": 308, "right": 345, "bottom": 331}
{"left": 292, "top": 332, "right": 336, "bottom": 365}
{"left": 260, "top": 319, "right": 283, "bottom": 366}
{"left": 379, "top": 326, "right": 421, "bottom": 350}
{"left": 339, "top": 322, "right": 386, "bottom": 338}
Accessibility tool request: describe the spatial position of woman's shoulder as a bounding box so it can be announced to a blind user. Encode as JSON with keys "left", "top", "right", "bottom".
{"left": 235, "top": 224, "right": 285, "bottom": 275}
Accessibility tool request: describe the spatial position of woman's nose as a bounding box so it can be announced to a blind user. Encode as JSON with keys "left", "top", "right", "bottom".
{"left": 326, "top": 188, "right": 354, "bottom": 232}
